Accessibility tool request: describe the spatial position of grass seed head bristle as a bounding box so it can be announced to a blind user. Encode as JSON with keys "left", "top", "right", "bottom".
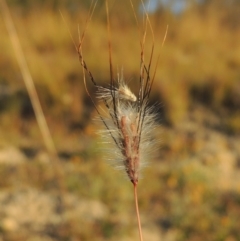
{"left": 118, "top": 84, "right": 137, "bottom": 102}
{"left": 98, "top": 88, "right": 157, "bottom": 184}
{"left": 96, "top": 77, "right": 137, "bottom": 103}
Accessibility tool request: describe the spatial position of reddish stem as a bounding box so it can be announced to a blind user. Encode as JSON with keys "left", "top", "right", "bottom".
{"left": 134, "top": 182, "right": 143, "bottom": 241}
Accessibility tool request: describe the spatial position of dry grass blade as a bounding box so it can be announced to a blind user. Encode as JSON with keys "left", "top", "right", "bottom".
{"left": 0, "top": 0, "right": 65, "bottom": 193}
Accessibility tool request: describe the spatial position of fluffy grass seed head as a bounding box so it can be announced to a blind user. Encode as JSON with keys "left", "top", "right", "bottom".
{"left": 76, "top": 0, "right": 162, "bottom": 185}
{"left": 98, "top": 78, "right": 157, "bottom": 185}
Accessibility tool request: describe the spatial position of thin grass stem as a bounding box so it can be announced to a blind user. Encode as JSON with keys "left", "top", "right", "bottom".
{"left": 134, "top": 183, "right": 144, "bottom": 241}
{"left": 0, "top": 0, "right": 65, "bottom": 195}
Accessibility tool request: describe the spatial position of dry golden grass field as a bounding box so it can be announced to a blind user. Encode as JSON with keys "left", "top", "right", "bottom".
{"left": 0, "top": 0, "right": 240, "bottom": 240}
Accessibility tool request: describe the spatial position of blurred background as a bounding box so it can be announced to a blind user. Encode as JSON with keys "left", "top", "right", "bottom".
{"left": 0, "top": 0, "right": 240, "bottom": 240}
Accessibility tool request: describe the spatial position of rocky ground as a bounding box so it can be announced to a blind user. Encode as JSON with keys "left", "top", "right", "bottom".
{"left": 0, "top": 104, "right": 239, "bottom": 241}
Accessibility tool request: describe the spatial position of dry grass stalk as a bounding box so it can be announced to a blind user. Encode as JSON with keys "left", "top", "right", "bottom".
{"left": 73, "top": 1, "right": 168, "bottom": 240}
{"left": 0, "top": 0, "right": 66, "bottom": 197}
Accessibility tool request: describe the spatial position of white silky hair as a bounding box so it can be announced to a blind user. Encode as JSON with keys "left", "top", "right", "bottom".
{"left": 96, "top": 75, "right": 157, "bottom": 183}
{"left": 96, "top": 73, "right": 137, "bottom": 103}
